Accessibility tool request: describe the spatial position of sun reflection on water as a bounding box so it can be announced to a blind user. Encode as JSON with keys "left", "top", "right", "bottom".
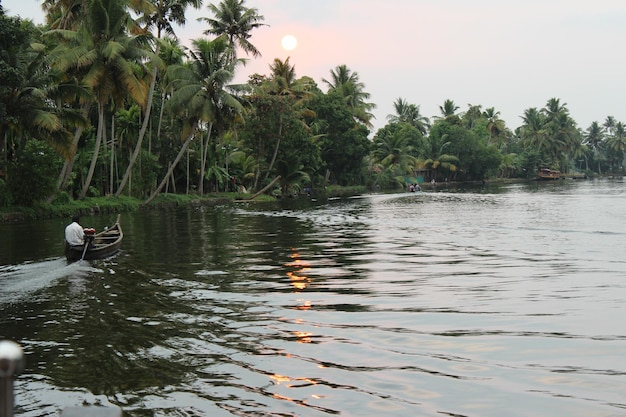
{"left": 285, "top": 248, "right": 312, "bottom": 291}
{"left": 270, "top": 249, "right": 328, "bottom": 408}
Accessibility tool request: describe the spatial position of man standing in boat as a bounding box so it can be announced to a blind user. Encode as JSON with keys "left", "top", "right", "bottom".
{"left": 65, "top": 215, "right": 84, "bottom": 247}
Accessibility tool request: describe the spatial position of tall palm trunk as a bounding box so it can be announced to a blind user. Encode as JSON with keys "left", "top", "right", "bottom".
{"left": 156, "top": 90, "right": 167, "bottom": 148}
{"left": 79, "top": 103, "right": 105, "bottom": 199}
{"left": 115, "top": 65, "right": 158, "bottom": 196}
{"left": 264, "top": 115, "right": 282, "bottom": 182}
{"left": 144, "top": 133, "right": 194, "bottom": 205}
{"left": 199, "top": 122, "right": 214, "bottom": 195}
{"left": 109, "top": 114, "right": 115, "bottom": 195}
{"left": 57, "top": 103, "right": 91, "bottom": 192}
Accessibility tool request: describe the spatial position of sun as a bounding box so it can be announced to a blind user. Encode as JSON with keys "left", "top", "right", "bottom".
{"left": 281, "top": 34, "right": 298, "bottom": 51}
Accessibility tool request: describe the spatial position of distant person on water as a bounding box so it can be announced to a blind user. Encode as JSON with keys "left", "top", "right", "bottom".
{"left": 65, "top": 215, "right": 84, "bottom": 246}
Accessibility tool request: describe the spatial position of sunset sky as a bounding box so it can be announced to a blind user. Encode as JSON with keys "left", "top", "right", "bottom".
{"left": 4, "top": 0, "right": 626, "bottom": 133}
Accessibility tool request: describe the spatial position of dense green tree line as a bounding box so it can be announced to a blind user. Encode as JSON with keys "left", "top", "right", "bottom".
{"left": 1, "top": 0, "right": 624, "bottom": 208}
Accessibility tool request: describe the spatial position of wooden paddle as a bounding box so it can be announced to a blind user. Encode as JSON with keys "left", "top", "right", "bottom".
{"left": 79, "top": 241, "right": 89, "bottom": 261}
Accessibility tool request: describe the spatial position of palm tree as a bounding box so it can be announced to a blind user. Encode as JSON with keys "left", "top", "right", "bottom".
{"left": 484, "top": 107, "right": 505, "bottom": 145}
{"left": 113, "top": 104, "right": 141, "bottom": 191}
{"left": 570, "top": 140, "right": 589, "bottom": 172}
{"left": 387, "top": 98, "right": 430, "bottom": 135}
{"left": 370, "top": 130, "right": 417, "bottom": 187}
{"left": 605, "top": 121, "right": 625, "bottom": 172}
{"left": 267, "top": 57, "right": 302, "bottom": 96}
{"left": 542, "top": 97, "right": 568, "bottom": 122}
{"left": 551, "top": 112, "right": 580, "bottom": 170}
{"left": 540, "top": 99, "right": 578, "bottom": 170}
{"left": 260, "top": 58, "right": 298, "bottom": 180}
{"left": 143, "top": 0, "right": 201, "bottom": 39}
{"left": 43, "top": 0, "right": 88, "bottom": 29}
{"left": 498, "top": 152, "right": 519, "bottom": 178}
{"left": 276, "top": 159, "right": 310, "bottom": 195}
{"left": 463, "top": 104, "right": 483, "bottom": 129}
{"left": 262, "top": 57, "right": 318, "bottom": 178}
{"left": 228, "top": 150, "right": 257, "bottom": 191}
{"left": 0, "top": 24, "right": 80, "bottom": 183}
{"left": 323, "top": 64, "right": 375, "bottom": 127}
{"left": 519, "top": 107, "right": 547, "bottom": 157}
{"left": 387, "top": 98, "right": 410, "bottom": 123}
{"left": 47, "top": 0, "right": 152, "bottom": 199}
{"left": 43, "top": 0, "right": 95, "bottom": 194}
{"left": 438, "top": 99, "right": 459, "bottom": 118}
{"left": 145, "top": 36, "right": 244, "bottom": 201}
{"left": 603, "top": 116, "right": 616, "bottom": 136}
{"left": 200, "top": 0, "right": 266, "bottom": 58}
{"left": 154, "top": 36, "right": 186, "bottom": 146}
{"left": 585, "top": 121, "right": 604, "bottom": 174}
{"left": 115, "top": 0, "right": 202, "bottom": 196}
{"left": 416, "top": 134, "right": 459, "bottom": 182}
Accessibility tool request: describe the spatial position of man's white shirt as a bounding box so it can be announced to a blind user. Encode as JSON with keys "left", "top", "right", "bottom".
{"left": 65, "top": 222, "right": 84, "bottom": 246}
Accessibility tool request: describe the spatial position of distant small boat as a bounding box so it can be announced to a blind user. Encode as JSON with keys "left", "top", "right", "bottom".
{"left": 537, "top": 168, "right": 561, "bottom": 180}
{"left": 65, "top": 214, "right": 123, "bottom": 262}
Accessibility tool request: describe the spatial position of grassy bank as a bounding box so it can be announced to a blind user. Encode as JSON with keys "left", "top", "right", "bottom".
{"left": 0, "top": 193, "right": 241, "bottom": 223}
{"left": 0, "top": 186, "right": 366, "bottom": 224}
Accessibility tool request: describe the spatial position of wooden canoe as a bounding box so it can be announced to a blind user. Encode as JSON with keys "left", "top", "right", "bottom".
{"left": 65, "top": 214, "right": 123, "bottom": 262}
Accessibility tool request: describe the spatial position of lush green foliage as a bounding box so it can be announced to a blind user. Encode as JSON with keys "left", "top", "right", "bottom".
{"left": 309, "top": 91, "right": 371, "bottom": 186}
{"left": 7, "top": 140, "right": 63, "bottom": 206}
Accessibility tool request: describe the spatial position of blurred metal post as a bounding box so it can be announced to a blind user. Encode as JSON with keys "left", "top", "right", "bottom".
{"left": 0, "top": 341, "right": 24, "bottom": 417}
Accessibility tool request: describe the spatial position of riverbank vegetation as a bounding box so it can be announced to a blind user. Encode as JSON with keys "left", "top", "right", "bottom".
{"left": 1, "top": 0, "right": 624, "bottom": 218}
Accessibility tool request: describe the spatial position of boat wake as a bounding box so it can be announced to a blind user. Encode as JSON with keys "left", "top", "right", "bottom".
{"left": 0, "top": 258, "right": 95, "bottom": 305}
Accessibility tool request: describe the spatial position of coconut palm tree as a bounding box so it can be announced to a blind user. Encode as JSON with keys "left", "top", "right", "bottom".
{"left": 519, "top": 107, "right": 548, "bottom": 158}
{"left": 605, "top": 121, "right": 625, "bottom": 172}
{"left": 266, "top": 57, "right": 314, "bottom": 98}
{"left": 113, "top": 104, "right": 141, "bottom": 191}
{"left": 438, "top": 99, "right": 460, "bottom": 118}
{"left": 115, "top": 0, "right": 202, "bottom": 196}
{"left": 228, "top": 150, "right": 257, "bottom": 191}
{"left": 370, "top": 129, "right": 417, "bottom": 187}
{"left": 539, "top": 99, "right": 579, "bottom": 170}
{"left": 484, "top": 107, "right": 506, "bottom": 145}
{"left": 200, "top": 0, "right": 266, "bottom": 58}
{"left": 323, "top": 64, "right": 375, "bottom": 127}
{"left": 542, "top": 97, "right": 568, "bottom": 121}
{"left": 43, "top": 0, "right": 95, "bottom": 193}
{"left": 154, "top": 36, "right": 186, "bottom": 146}
{"left": 585, "top": 121, "right": 605, "bottom": 174}
{"left": 2, "top": 9, "right": 90, "bottom": 193}
{"left": 550, "top": 112, "right": 580, "bottom": 170}
{"left": 416, "top": 134, "right": 459, "bottom": 182}
{"left": 47, "top": 0, "right": 153, "bottom": 199}
{"left": 603, "top": 116, "right": 616, "bottom": 136}
{"left": 0, "top": 21, "right": 80, "bottom": 179}
{"left": 145, "top": 36, "right": 244, "bottom": 202}
{"left": 570, "top": 140, "right": 589, "bottom": 172}
{"left": 275, "top": 158, "right": 311, "bottom": 196}
{"left": 387, "top": 98, "right": 430, "bottom": 135}
{"left": 143, "top": 0, "right": 201, "bottom": 39}
{"left": 256, "top": 57, "right": 317, "bottom": 181}
{"left": 43, "top": 0, "right": 88, "bottom": 29}
{"left": 462, "top": 104, "right": 483, "bottom": 129}
{"left": 498, "top": 152, "right": 519, "bottom": 178}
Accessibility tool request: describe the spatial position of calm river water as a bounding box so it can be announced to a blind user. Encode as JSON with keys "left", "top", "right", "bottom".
{"left": 1, "top": 179, "right": 625, "bottom": 417}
